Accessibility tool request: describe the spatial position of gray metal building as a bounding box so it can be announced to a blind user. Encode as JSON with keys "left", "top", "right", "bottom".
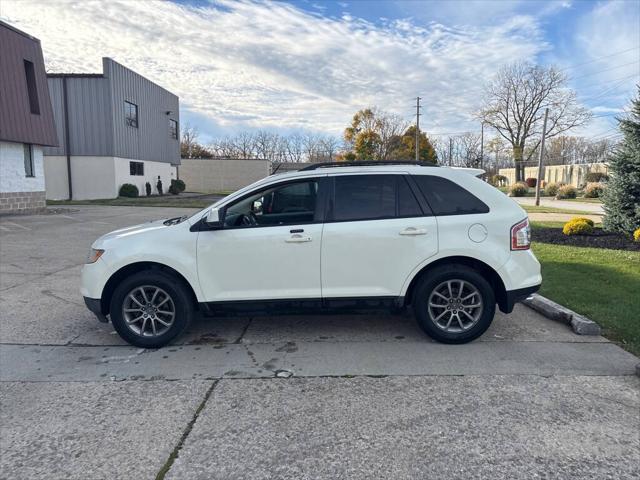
{"left": 0, "top": 20, "right": 58, "bottom": 214}
{"left": 44, "top": 58, "right": 180, "bottom": 200}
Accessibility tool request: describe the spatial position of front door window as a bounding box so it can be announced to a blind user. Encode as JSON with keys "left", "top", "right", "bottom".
{"left": 225, "top": 180, "right": 319, "bottom": 228}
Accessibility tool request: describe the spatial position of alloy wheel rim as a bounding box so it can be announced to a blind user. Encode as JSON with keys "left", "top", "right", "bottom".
{"left": 122, "top": 285, "right": 175, "bottom": 337}
{"left": 427, "top": 279, "right": 483, "bottom": 333}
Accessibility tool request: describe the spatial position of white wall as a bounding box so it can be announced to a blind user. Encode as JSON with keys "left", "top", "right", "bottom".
{"left": 43, "top": 155, "right": 69, "bottom": 200}
{"left": 70, "top": 156, "right": 117, "bottom": 200}
{"left": 0, "top": 141, "right": 45, "bottom": 193}
{"left": 178, "top": 158, "right": 270, "bottom": 193}
{"left": 113, "top": 157, "right": 176, "bottom": 196}
{"left": 44, "top": 156, "right": 177, "bottom": 200}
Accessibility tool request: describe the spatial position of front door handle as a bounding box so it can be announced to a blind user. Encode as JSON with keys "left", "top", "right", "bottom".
{"left": 286, "top": 234, "right": 312, "bottom": 243}
{"left": 399, "top": 227, "right": 427, "bottom": 236}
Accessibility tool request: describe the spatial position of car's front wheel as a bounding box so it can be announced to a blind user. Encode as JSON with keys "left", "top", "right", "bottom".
{"left": 413, "top": 265, "right": 495, "bottom": 344}
{"left": 109, "top": 270, "right": 194, "bottom": 348}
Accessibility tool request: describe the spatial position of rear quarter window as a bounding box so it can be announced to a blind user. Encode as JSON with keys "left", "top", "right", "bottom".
{"left": 413, "top": 175, "right": 489, "bottom": 216}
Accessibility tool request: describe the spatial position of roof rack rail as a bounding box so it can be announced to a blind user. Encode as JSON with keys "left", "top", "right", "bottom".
{"left": 298, "top": 161, "right": 439, "bottom": 171}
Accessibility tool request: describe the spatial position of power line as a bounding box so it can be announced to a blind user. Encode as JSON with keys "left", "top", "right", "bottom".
{"left": 581, "top": 76, "right": 639, "bottom": 102}
{"left": 559, "top": 46, "right": 640, "bottom": 71}
{"left": 579, "top": 73, "right": 639, "bottom": 93}
{"left": 571, "top": 61, "right": 640, "bottom": 81}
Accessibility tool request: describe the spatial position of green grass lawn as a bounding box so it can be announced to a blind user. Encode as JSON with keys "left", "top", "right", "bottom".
{"left": 521, "top": 205, "right": 594, "bottom": 215}
{"left": 532, "top": 241, "right": 640, "bottom": 355}
{"left": 46, "top": 194, "right": 226, "bottom": 209}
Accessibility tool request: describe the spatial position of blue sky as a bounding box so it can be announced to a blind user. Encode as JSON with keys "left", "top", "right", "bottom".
{"left": 2, "top": 0, "right": 639, "bottom": 144}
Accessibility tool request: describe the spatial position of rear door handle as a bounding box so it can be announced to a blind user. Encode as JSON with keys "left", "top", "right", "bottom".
{"left": 399, "top": 227, "right": 427, "bottom": 236}
{"left": 286, "top": 234, "right": 312, "bottom": 243}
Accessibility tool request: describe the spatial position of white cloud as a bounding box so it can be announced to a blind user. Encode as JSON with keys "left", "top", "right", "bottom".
{"left": 2, "top": 0, "right": 548, "bottom": 137}
{"left": 567, "top": 0, "right": 640, "bottom": 137}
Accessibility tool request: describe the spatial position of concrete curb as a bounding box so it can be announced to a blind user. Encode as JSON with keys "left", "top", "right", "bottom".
{"left": 521, "top": 294, "right": 602, "bottom": 336}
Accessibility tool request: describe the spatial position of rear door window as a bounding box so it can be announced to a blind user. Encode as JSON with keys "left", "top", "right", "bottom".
{"left": 413, "top": 175, "right": 489, "bottom": 216}
{"left": 331, "top": 175, "right": 424, "bottom": 222}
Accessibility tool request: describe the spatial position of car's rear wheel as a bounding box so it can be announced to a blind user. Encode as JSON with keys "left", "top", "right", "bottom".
{"left": 413, "top": 264, "right": 495, "bottom": 344}
{"left": 110, "top": 270, "right": 194, "bottom": 348}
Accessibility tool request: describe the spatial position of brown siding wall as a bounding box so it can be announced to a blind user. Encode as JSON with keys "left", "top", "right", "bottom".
{"left": 0, "top": 21, "right": 58, "bottom": 146}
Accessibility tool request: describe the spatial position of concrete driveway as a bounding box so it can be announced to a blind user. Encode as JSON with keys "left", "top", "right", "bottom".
{"left": 1, "top": 206, "right": 638, "bottom": 479}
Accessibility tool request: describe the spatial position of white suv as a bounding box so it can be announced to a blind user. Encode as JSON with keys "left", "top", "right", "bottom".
{"left": 82, "top": 162, "right": 541, "bottom": 348}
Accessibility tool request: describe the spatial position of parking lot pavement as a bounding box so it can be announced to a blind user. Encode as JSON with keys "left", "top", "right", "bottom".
{"left": 1, "top": 206, "right": 639, "bottom": 479}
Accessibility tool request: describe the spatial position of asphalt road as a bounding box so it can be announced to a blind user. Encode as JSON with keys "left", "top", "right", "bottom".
{"left": 1, "top": 206, "right": 638, "bottom": 480}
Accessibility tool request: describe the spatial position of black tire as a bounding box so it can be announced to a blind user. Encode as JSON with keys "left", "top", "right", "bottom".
{"left": 109, "top": 270, "right": 194, "bottom": 348}
{"left": 412, "top": 264, "right": 495, "bottom": 344}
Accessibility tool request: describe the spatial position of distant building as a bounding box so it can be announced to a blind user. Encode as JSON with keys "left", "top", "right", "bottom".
{"left": 44, "top": 58, "right": 180, "bottom": 200}
{"left": 0, "top": 21, "right": 58, "bottom": 214}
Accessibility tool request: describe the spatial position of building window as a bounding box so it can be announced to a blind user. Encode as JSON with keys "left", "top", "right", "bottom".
{"left": 23, "top": 60, "right": 40, "bottom": 115}
{"left": 129, "top": 161, "right": 144, "bottom": 176}
{"left": 169, "top": 119, "right": 178, "bottom": 140}
{"left": 125, "top": 101, "right": 138, "bottom": 128}
{"left": 24, "top": 144, "right": 35, "bottom": 177}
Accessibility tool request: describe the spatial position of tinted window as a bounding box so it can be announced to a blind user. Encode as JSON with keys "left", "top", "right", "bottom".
{"left": 333, "top": 175, "right": 395, "bottom": 222}
{"left": 23, "top": 144, "right": 34, "bottom": 177}
{"left": 413, "top": 175, "right": 489, "bottom": 215}
{"left": 24, "top": 60, "right": 40, "bottom": 115}
{"left": 398, "top": 177, "right": 422, "bottom": 217}
{"left": 225, "top": 180, "right": 318, "bottom": 227}
{"left": 129, "top": 161, "right": 144, "bottom": 176}
{"left": 169, "top": 119, "right": 178, "bottom": 139}
{"left": 125, "top": 101, "right": 138, "bottom": 128}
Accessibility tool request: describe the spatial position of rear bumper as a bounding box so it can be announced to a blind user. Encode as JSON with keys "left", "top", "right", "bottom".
{"left": 501, "top": 284, "right": 540, "bottom": 313}
{"left": 83, "top": 296, "right": 108, "bottom": 323}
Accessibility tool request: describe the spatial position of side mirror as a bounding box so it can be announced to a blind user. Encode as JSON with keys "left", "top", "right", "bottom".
{"left": 205, "top": 208, "right": 223, "bottom": 228}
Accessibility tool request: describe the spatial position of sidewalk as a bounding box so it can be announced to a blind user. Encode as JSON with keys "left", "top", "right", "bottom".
{"left": 515, "top": 197, "right": 604, "bottom": 214}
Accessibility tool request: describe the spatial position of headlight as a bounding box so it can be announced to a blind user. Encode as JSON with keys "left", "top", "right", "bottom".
{"left": 86, "top": 249, "right": 105, "bottom": 264}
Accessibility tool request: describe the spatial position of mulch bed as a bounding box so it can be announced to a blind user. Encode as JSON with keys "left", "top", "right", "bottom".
{"left": 533, "top": 227, "right": 640, "bottom": 251}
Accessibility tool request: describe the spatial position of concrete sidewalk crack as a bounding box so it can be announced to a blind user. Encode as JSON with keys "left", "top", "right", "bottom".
{"left": 233, "top": 317, "right": 253, "bottom": 344}
{"left": 155, "top": 380, "right": 219, "bottom": 480}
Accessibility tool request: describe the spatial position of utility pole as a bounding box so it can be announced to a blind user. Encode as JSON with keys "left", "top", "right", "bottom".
{"left": 415, "top": 97, "right": 421, "bottom": 162}
{"left": 480, "top": 121, "right": 485, "bottom": 170}
{"left": 448, "top": 137, "right": 453, "bottom": 166}
{"left": 535, "top": 108, "right": 549, "bottom": 207}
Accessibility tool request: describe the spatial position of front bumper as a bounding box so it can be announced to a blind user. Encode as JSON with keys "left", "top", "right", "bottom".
{"left": 83, "top": 296, "right": 109, "bottom": 323}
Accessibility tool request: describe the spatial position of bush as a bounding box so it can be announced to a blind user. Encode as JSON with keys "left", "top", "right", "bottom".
{"left": 570, "top": 217, "right": 595, "bottom": 227}
{"left": 525, "top": 177, "right": 537, "bottom": 188}
{"left": 563, "top": 218, "right": 593, "bottom": 236}
{"left": 584, "top": 182, "right": 605, "bottom": 198}
{"left": 156, "top": 178, "right": 163, "bottom": 196}
{"left": 555, "top": 184, "right": 577, "bottom": 199}
{"left": 490, "top": 174, "right": 507, "bottom": 187}
{"left": 168, "top": 179, "right": 185, "bottom": 195}
{"left": 119, "top": 183, "right": 139, "bottom": 198}
{"left": 634, "top": 228, "right": 640, "bottom": 242}
{"left": 544, "top": 182, "right": 563, "bottom": 197}
{"left": 508, "top": 182, "right": 529, "bottom": 197}
{"left": 585, "top": 171, "right": 608, "bottom": 183}
{"left": 145, "top": 182, "right": 152, "bottom": 196}
{"left": 172, "top": 179, "right": 186, "bottom": 193}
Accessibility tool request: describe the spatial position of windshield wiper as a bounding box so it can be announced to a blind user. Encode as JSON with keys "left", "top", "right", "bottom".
{"left": 163, "top": 215, "right": 187, "bottom": 226}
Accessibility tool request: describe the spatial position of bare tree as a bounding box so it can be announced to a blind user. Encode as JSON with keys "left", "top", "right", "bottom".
{"left": 478, "top": 62, "right": 591, "bottom": 181}
{"left": 180, "top": 124, "right": 199, "bottom": 159}
{"left": 318, "top": 136, "right": 341, "bottom": 162}
{"left": 456, "top": 132, "right": 482, "bottom": 167}
{"left": 286, "top": 133, "right": 305, "bottom": 162}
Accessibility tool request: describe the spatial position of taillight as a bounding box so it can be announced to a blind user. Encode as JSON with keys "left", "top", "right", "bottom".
{"left": 511, "top": 218, "right": 531, "bottom": 250}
